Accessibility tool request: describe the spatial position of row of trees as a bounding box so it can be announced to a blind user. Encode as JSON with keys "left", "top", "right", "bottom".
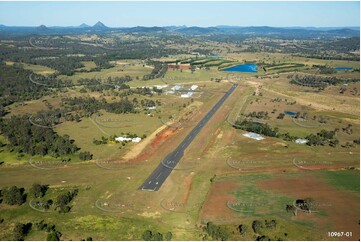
{"left": 1, "top": 184, "right": 49, "bottom": 206}
{"left": 233, "top": 118, "right": 345, "bottom": 147}
{"left": 35, "top": 220, "right": 62, "bottom": 241}
{"left": 142, "top": 230, "right": 172, "bottom": 241}
{"left": 204, "top": 222, "right": 229, "bottom": 240}
{"left": 290, "top": 74, "right": 359, "bottom": 89}
{"left": 305, "top": 129, "right": 339, "bottom": 147}
{"left": 245, "top": 111, "right": 269, "bottom": 120}
{"left": 234, "top": 120, "right": 279, "bottom": 137}
{"left": 1, "top": 183, "right": 78, "bottom": 214}
{"left": 143, "top": 61, "right": 168, "bottom": 80}
{"left": 13, "top": 218, "right": 90, "bottom": 241}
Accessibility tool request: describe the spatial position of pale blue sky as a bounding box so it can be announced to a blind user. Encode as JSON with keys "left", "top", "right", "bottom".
{"left": 0, "top": 1, "right": 359, "bottom": 27}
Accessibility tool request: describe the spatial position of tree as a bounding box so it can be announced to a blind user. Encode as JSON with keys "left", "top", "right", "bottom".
{"left": 238, "top": 224, "right": 247, "bottom": 235}
{"left": 55, "top": 190, "right": 78, "bottom": 213}
{"left": 79, "top": 151, "right": 93, "bottom": 161}
{"left": 265, "top": 220, "right": 277, "bottom": 229}
{"left": 252, "top": 220, "right": 263, "bottom": 234}
{"left": 142, "top": 230, "right": 153, "bottom": 241}
{"left": 165, "top": 232, "right": 172, "bottom": 241}
{"left": 13, "top": 222, "right": 32, "bottom": 240}
{"left": 256, "top": 235, "right": 272, "bottom": 241}
{"left": 13, "top": 223, "right": 26, "bottom": 240}
{"left": 31, "top": 183, "right": 48, "bottom": 198}
{"left": 47, "top": 231, "right": 62, "bottom": 241}
{"left": 3, "top": 186, "right": 26, "bottom": 205}
{"left": 152, "top": 232, "right": 163, "bottom": 241}
{"left": 276, "top": 113, "right": 285, "bottom": 119}
{"left": 56, "top": 194, "right": 69, "bottom": 207}
{"left": 205, "top": 221, "right": 229, "bottom": 240}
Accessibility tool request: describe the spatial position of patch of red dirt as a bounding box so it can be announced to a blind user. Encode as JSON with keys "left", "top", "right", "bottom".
{"left": 150, "top": 128, "right": 178, "bottom": 149}
{"left": 130, "top": 127, "right": 180, "bottom": 162}
{"left": 199, "top": 181, "right": 240, "bottom": 223}
{"left": 201, "top": 128, "right": 221, "bottom": 156}
{"left": 182, "top": 174, "right": 193, "bottom": 203}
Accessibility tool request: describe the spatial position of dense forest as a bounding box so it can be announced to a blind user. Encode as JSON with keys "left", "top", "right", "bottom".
{"left": 0, "top": 62, "right": 50, "bottom": 114}
{"left": 0, "top": 35, "right": 183, "bottom": 76}
{"left": 0, "top": 115, "right": 78, "bottom": 157}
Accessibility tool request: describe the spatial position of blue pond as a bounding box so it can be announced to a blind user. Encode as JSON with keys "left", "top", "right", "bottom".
{"left": 224, "top": 63, "right": 258, "bottom": 73}
{"left": 334, "top": 67, "right": 353, "bottom": 71}
{"left": 284, "top": 111, "right": 297, "bottom": 116}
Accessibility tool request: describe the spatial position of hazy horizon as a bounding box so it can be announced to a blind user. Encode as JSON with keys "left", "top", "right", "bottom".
{"left": 0, "top": 22, "right": 360, "bottom": 29}
{"left": 0, "top": 1, "right": 359, "bottom": 28}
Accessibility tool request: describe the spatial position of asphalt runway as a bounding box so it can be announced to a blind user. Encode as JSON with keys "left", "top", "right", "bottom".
{"left": 139, "top": 83, "right": 238, "bottom": 191}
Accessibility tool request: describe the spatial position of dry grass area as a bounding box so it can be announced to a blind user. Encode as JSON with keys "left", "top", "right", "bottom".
{"left": 259, "top": 75, "right": 360, "bottom": 116}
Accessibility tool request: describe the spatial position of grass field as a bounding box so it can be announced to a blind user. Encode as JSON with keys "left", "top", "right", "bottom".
{"left": 1, "top": 50, "right": 359, "bottom": 241}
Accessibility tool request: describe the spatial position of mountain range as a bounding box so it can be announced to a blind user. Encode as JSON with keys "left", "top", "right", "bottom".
{"left": 0, "top": 22, "right": 359, "bottom": 38}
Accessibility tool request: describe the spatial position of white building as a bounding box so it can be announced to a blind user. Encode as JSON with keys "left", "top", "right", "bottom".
{"left": 154, "top": 84, "right": 168, "bottom": 89}
{"left": 166, "top": 84, "right": 182, "bottom": 95}
{"left": 181, "top": 85, "right": 198, "bottom": 98}
{"left": 171, "top": 84, "right": 182, "bottom": 91}
{"left": 131, "top": 137, "right": 142, "bottom": 143}
{"left": 181, "top": 93, "right": 190, "bottom": 98}
{"left": 242, "top": 132, "right": 265, "bottom": 141}
{"left": 115, "top": 137, "right": 142, "bottom": 143}
{"left": 190, "top": 85, "right": 198, "bottom": 90}
{"left": 295, "top": 138, "right": 308, "bottom": 144}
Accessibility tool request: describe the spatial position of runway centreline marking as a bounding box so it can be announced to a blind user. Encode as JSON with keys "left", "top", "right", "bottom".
{"left": 138, "top": 84, "right": 238, "bottom": 191}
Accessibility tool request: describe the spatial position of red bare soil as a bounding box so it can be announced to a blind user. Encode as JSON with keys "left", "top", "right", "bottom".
{"left": 182, "top": 174, "right": 193, "bottom": 203}
{"left": 130, "top": 127, "right": 180, "bottom": 162}
{"left": 199, "top": 181, "right": 240, "bottom": 223}
{"left": 168, "top": 63, "right": 191, "bottom": 70}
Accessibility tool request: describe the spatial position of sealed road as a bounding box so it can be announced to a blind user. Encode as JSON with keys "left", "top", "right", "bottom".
{"left": 139, "top": 83, "right": 238, "bottom": 191}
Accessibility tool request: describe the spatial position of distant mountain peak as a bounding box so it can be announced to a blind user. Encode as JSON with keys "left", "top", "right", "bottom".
{"left": 79, "top": 23, "right": 90, "bottom": 28}
{"left": 93, "top": 21, "right": 107, "bottom": 29}
{"left": 37, "top": 24, "right": 48, "bottom": 30}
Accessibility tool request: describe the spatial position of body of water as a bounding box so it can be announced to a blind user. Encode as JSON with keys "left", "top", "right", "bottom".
{"left": 223, "top": 63, "right": 258, "bottom": 73}
{"left": 334, "top": 67, "right": 353, "bottom": 71}
{"left": 284, "top": 111, "right": 297, "bottom": 116}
